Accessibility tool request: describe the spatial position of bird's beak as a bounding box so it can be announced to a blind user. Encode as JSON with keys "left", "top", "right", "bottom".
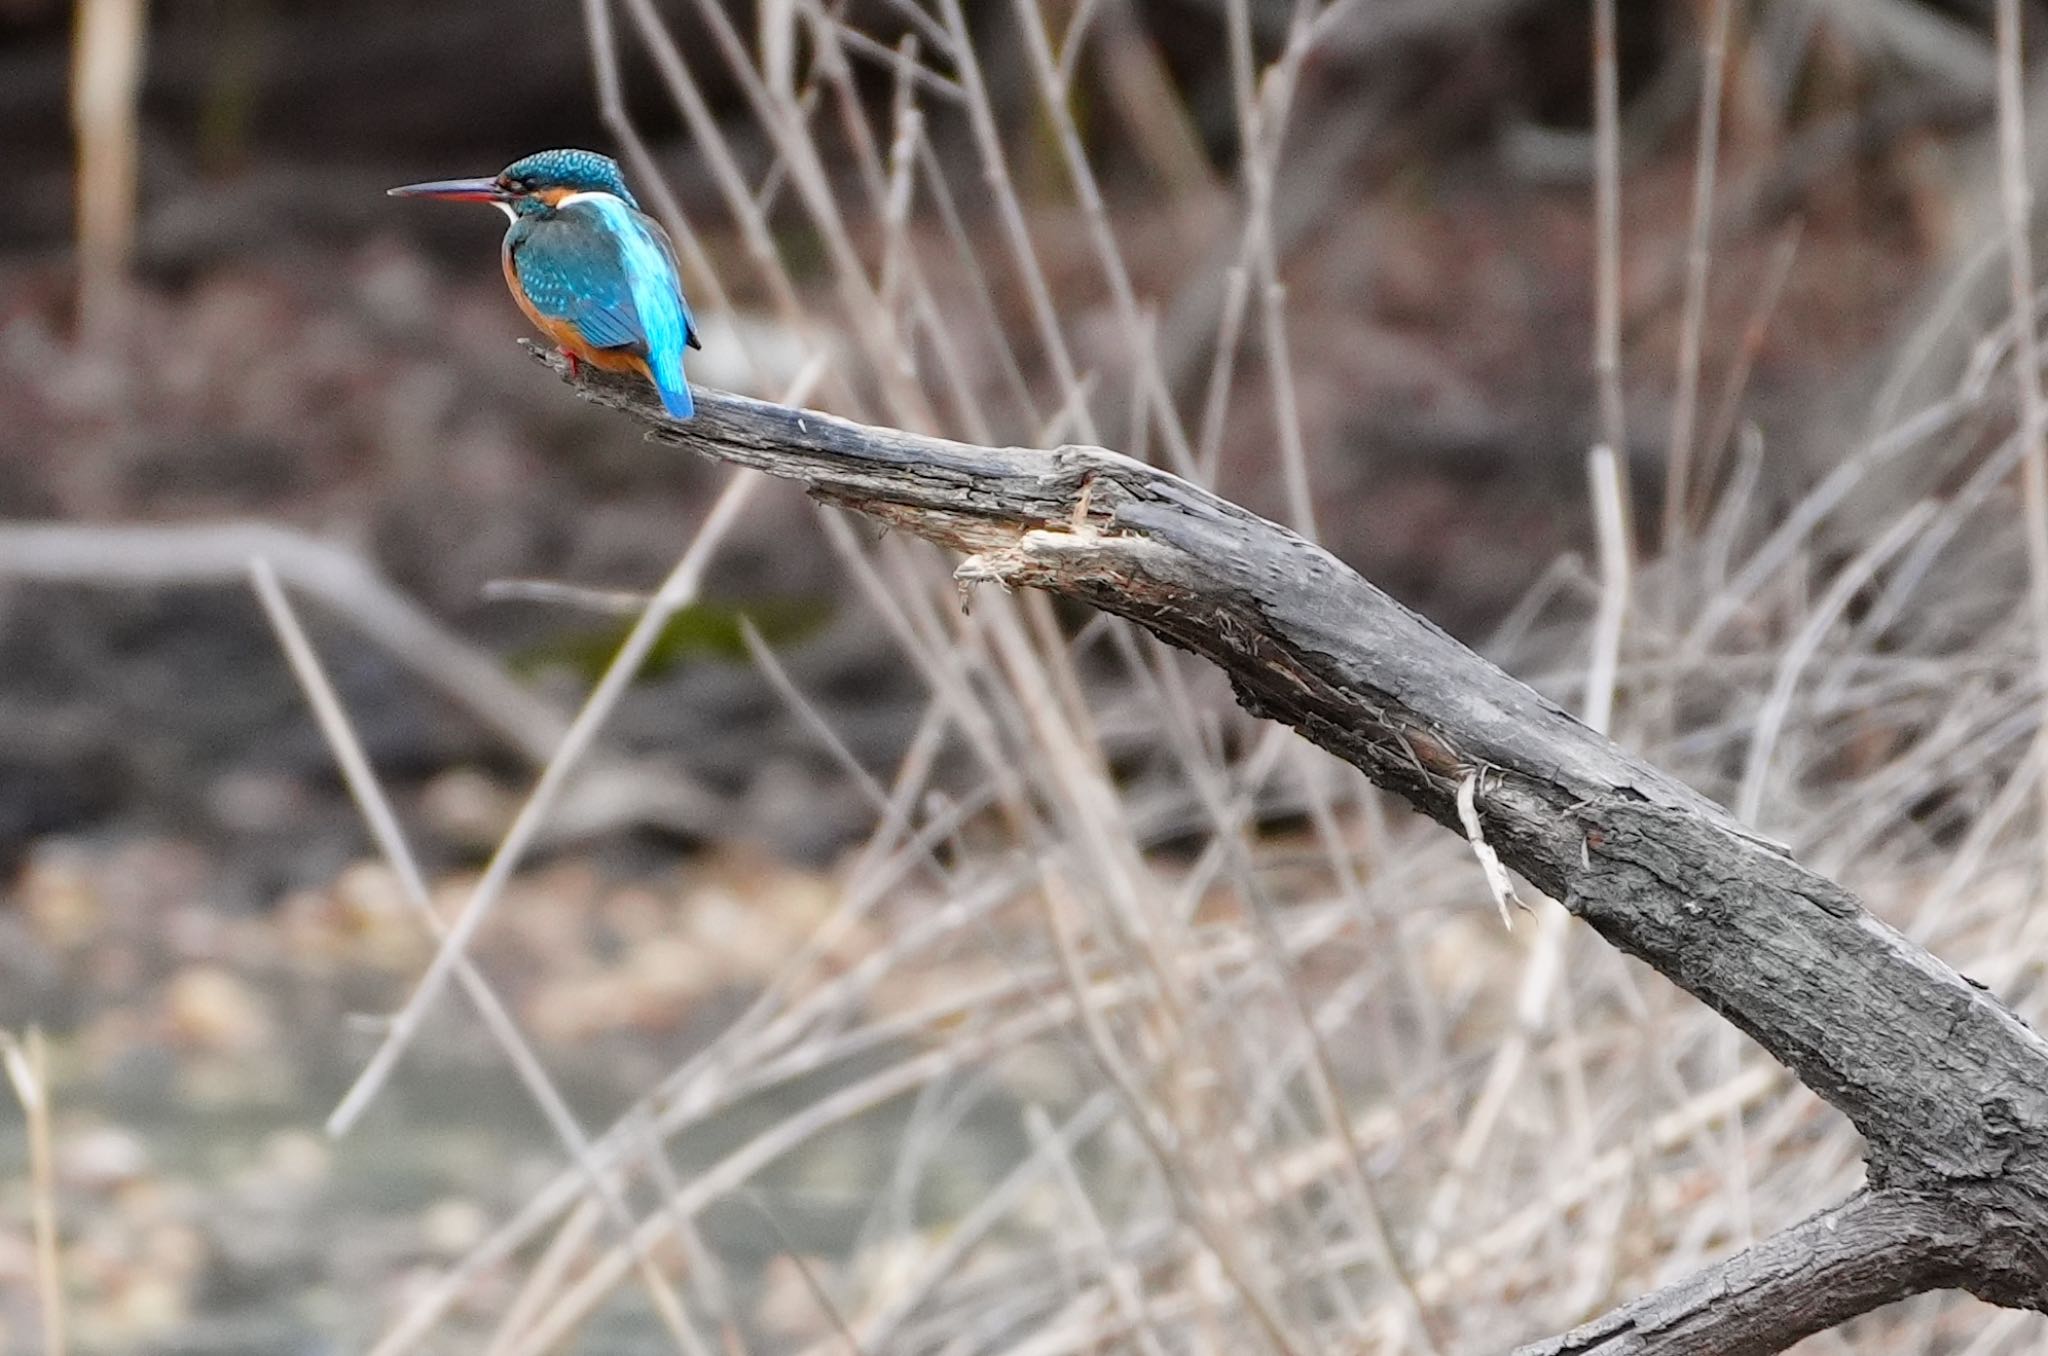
{"left": 386, "top": 176, "right": 512, "bottom": 203}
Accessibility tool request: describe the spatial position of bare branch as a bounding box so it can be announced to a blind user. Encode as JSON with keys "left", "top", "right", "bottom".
{"left": 1511, "top": 1190, "right": 1980, "bottom": 1356}
{"left": 545, "top": 350, "right": 2048, "bottom": 1346}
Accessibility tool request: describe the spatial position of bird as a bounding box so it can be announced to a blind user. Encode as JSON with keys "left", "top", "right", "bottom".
{"left": 389, "top": 148, "right": 701, "bottom": 419}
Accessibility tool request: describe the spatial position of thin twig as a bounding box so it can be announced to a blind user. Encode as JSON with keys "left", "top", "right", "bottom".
{"left": 1736, "top": 503, "right": 1937, "bottom": 825}
{"left": 1592, "top": 0, "right": 1629, "bottom": 520}
{"left": 481, "top": 578, "right": 651, "bottom": 614}
{"left": 1663, "top": 0, "right": 1735, "bottom": 548}
{"left": 1692, "top": 222, "right": 1803, "bottom": 523}
{"left": 1457, "top": 771, "right": 1522, "bottom": 927}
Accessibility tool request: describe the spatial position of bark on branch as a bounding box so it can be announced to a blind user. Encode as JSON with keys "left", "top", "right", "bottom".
{"left": 1509, "top": 1190, "right": 1980, "bottom": 1356}
{"left": 543, "top": 350, "right": 2048, "bottom": 1352}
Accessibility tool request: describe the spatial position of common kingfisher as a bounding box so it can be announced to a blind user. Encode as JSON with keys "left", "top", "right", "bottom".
{"left": 390, "top": 149, "right": 701, "bottom": 419}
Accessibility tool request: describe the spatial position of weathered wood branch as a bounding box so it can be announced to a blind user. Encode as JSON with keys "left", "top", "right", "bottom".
{"left": 1509, "top": 1190, "right": 1980, "bottom": 1356}
{"left": 542, "top": 349, "right": 2048, "bottom": 1351}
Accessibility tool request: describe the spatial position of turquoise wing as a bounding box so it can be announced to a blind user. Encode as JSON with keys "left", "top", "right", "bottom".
{"left": 511, "top": 195, "right": 697, "bottom": 416}
{"left": 510, "top": 205, "right": 653, "bottom": 353}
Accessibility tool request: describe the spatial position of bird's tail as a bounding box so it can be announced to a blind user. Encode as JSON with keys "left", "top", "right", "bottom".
{"left": 643, "top": 348, "right": 695, "bottom": 420}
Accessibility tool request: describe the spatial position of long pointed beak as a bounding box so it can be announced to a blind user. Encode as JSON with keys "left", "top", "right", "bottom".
{"left": 386, "top": 176, "right": 511, "bottom": 203}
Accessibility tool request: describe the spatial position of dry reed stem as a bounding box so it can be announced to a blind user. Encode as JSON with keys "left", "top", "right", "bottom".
{"left": 1735, "top": 503, "right": 1938, "bottom": 824}
{"left": 1224, "top": 0, "right": 1328, "bottom": 537}
{"left": 1693, "top": 223, "right": 1804, "bottom": 523}
{"left": 3, "top": 1030, "right": 65, "bottom": 1356}
{"left": 1664, "top": 0, "right": 1735, "bottom": 547}
{"left": 813, "top": 16, "right": 966, "bottom": 103}
{"left": 500, "top": 986, "right": 1161, "bottom": 1355}
{"left": 1229, "top": 864, "right": 1446, "bottom": 1353}
{"left": 1586, "top": 447, "right": 1631, "bottom": 739}
{"left": 70, "top": 0, "right": 146, "bottom": 342}
{"left": 1091, "top": 0, "right": 1218, "bottom": 198}
{"left": 910, "top": 126, "right": 1044, "bottom": 429}
{"left": 839, "top": 1096, "right": 1125, "bottom": 1354}
{"left": 1430, "top": 444, "right": 1632, "bottom": 1273}
{"left": 482, "top": 1199, "right": 604, "bottom": 1356}
{"left": 1684, "top": 395, "right": 1969, "bottom": 649}
{"left": 674, "top": 0, "right": 1147, "bottom": 1018}
{"left": 1593, "top": 0, "right": 1629, "bottom": 523}
{"left": 804, "top": 10, "right": 996, "bottom": 444}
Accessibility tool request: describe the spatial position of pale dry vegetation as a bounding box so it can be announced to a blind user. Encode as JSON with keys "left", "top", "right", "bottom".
{"left": 12, "top": 1, "right": 2048, "bottom": 1354}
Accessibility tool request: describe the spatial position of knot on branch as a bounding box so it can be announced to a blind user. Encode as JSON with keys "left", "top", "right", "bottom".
{"left": 954, "top": 524, "right": 1174, "bottom": 597}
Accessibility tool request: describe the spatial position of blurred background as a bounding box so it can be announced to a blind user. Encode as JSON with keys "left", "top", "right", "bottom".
{"left": 3, "top": 1, "right": 2046, "bottom": 1353}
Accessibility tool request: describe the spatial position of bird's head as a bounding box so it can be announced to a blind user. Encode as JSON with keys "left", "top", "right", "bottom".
{"left": 388, "top": 149, "right": 640, "bottom": 219}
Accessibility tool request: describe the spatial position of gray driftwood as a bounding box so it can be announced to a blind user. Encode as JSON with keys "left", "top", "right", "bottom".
{"left": 542, "top": 348, "right": 2048, "bottom": 1356}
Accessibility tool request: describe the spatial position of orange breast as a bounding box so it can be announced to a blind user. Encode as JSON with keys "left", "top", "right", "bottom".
{"left": 502, "top": 250, "right": 643, "bottom": 374}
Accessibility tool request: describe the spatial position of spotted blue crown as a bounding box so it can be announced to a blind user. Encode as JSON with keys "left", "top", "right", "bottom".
{"left": 498, "top": 149, "right": 639, "bottom": 208}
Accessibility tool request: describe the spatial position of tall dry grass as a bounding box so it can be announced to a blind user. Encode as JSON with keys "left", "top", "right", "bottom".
{"left": 250, "top": 3, "right": 2048, "bottom": 1352}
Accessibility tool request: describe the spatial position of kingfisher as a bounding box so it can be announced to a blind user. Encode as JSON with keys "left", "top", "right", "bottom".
{"left": 390, "top": 148, "right": 700, "bottom": 419}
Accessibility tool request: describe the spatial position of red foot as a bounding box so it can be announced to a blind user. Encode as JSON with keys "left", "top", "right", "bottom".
{"left": 562, "top": 349, "right": 583, "bottom": 379}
